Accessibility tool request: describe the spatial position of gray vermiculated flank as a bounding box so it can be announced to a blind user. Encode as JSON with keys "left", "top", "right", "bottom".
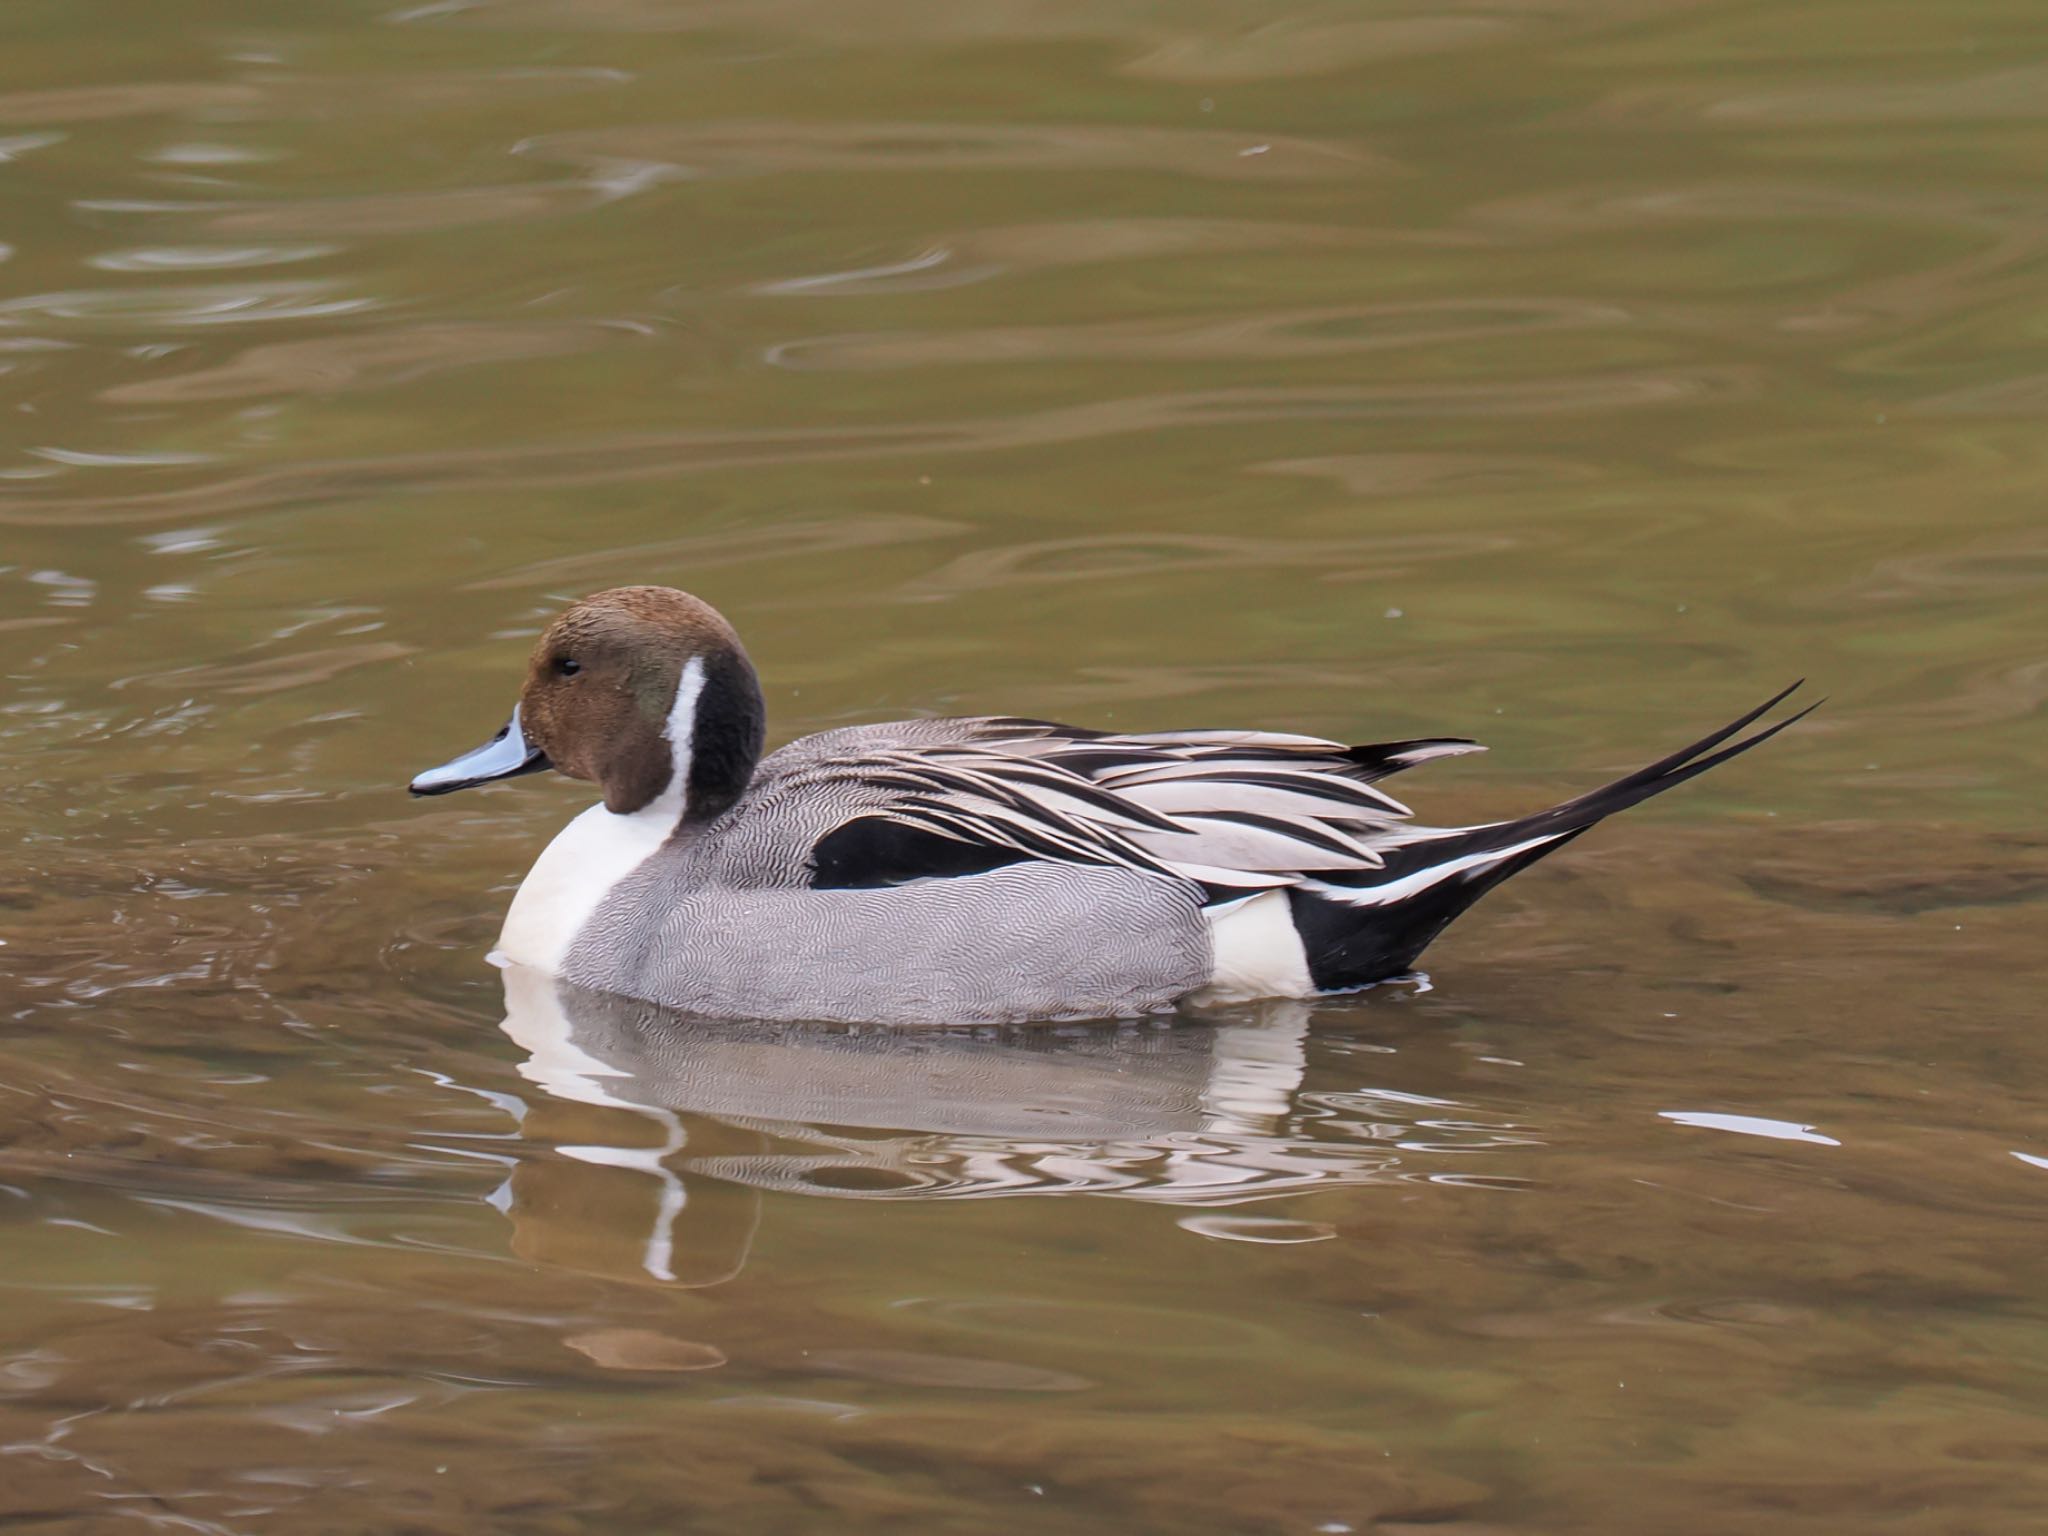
{"left": 566, "top": 860, "right": 1209, "bottom": 1027}
{"left": 561, "top": 721, "right": 1214, "bottom": 1025}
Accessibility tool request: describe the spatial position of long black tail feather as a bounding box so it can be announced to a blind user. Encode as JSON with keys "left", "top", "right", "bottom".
{"left": 1291, "top": 683, "right": 1816, "bottom": 991}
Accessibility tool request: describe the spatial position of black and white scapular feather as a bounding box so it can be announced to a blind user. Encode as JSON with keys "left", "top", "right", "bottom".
{"left": 410, "top": 585, "right": 1816, "bottom": 1026}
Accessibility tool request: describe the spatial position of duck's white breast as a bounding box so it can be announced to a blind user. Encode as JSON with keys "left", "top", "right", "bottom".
{"left": 496, "top": 655, "right": 705, "bottom": 973}
{"left": 495, "top": 801, "right": 675, "bottom": 974}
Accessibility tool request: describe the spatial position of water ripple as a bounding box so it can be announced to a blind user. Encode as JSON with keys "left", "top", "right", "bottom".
{"left": 0, "top": 281, "right": 378, "bottom": 329}
{"left": 0, "top": 373, "right": 1751, "bottom": 526}
{"left": 88, "top": 244, "right": 336, "bottom": 273}
{"left": 100, "top": 320, "right": 646, "bottom": 405}
{"left": 765, "top": 298, "right": 1630, "bottom": 370}
{"left": 526, "top": 117, "right": 1386, "bottom": 182}
{"left": 0, "top": 82, "right": 259, "bottom": 125}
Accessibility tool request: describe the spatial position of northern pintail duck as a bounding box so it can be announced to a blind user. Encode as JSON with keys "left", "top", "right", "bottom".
{"left": 411, "top": 586, "right": 1809, "bottom": 1025}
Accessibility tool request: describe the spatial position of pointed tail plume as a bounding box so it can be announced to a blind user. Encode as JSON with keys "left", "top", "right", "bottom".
{"left": 1289, "top": 683, "right": 1817, "bottom": 989}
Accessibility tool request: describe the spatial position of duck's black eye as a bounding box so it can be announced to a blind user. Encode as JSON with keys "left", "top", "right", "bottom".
{"left": 553, "top": 656, "right": 581, "bottom": 677}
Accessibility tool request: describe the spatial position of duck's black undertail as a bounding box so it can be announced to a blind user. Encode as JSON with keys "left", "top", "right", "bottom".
{"left": 1289, "top": 682, "right": 1817, "bottom": 992}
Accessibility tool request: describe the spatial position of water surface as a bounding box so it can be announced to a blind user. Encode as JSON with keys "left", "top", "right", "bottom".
{"left": 4, "top": 1, "right": 2047, "bottom": 1530}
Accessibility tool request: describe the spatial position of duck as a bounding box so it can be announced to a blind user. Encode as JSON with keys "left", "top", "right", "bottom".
{"left": 410, "top": 585, "right": 1810, "bottom": 1026}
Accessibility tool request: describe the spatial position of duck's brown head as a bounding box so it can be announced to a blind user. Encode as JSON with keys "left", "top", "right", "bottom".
{"left": 410, "top": 586, "right": 766, "bottom": 821}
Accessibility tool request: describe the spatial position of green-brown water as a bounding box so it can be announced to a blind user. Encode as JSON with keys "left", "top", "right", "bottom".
{"left": 4, "top": 1, "right": 2047, "bottom": 1530}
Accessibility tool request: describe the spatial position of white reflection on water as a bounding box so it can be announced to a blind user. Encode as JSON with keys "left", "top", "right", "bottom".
{"left": 754, "top": 246, "right": 998, "bottom": 297}
{"left": 146, "top": 142, "right": 281, "bottom": 165}
{"left": 28, "top": 446, "right": 216, "bottom": 468}
{"left": 1660, "top": 1110, "right": 1841, "bottom": 1146}
{"left": 0, "top": 281, "right": 378, "bottom": 327}
{"left": 0, "top": 132, "right": 64, "bottom": 162}
{"left": 89, "top": 245, "right": 336, "bottom": 272}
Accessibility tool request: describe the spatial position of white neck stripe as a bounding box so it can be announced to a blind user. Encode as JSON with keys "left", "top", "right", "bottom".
{"left": 643, "top": 652, "right": 708, "bottom": 824}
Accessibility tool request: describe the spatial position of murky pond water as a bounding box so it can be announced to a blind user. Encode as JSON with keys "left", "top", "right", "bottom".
{"left": 5, "top": 0, "right": 2047, "bottom": 1530}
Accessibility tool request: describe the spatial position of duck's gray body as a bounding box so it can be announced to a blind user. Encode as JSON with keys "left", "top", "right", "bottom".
{"left": 559, "top": 721, "right": 1208, "bottom": 1024}
{"left": 411, "top": 586, "right": 1810, "bottom": 1028}
{"left": 572, "top": 858, "right": 1205, "bottom": 1025}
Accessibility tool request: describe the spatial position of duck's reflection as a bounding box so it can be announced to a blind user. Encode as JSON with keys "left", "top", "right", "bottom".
{"left": 490, "top": 963, "right": 1462, "bottom": 1285}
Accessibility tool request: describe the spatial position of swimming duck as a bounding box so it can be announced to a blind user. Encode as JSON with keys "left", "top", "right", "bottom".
{"left": 411, "top": 586, "right": 1809, "bottom": 1025}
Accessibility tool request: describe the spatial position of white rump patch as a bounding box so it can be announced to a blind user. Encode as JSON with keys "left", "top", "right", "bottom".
{"left": 1192, "top": 889, "right": 1312, "bottom": 1005}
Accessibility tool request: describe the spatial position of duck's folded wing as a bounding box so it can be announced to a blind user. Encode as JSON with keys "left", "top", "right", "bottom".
{"left": 792, "top": 718, "right": 1484, "bottom": 894}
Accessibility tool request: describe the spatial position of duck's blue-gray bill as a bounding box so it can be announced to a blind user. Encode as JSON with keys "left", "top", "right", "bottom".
{"left": 409, "top": 707, "right": 551, "bottom": 796}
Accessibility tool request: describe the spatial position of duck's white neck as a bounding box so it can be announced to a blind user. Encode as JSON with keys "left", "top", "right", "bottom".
{"left": 494, "top": 656, "right": 705, "bottom": 974}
